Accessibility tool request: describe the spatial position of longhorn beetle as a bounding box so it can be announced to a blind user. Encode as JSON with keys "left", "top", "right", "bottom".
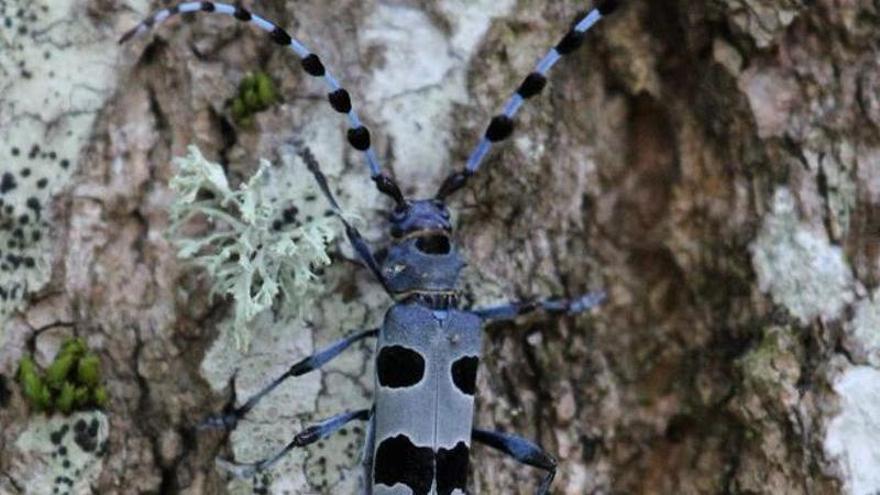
{"left": 121, "top": 1, "right": 618, "bottom": 493}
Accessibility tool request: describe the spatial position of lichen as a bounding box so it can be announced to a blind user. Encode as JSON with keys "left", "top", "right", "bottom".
{"left": 0, "top": 0, "right": 121, "bottom": 330}
{"left": 749, "top": 188, "right": 855, "bottom": 323}
{"left": 721, "top": 0, "right": 807, "bottom": 48}
{"left": 230, "top": 72, "right": 281, "bottom": 126}
{"left": 845, "top": 291, "right": 880, "bottom": 367}
{"left": 17, "top": 337, "right": 108, "bottom": 415}
{"left": 736, "top": 326, "right": 801, "bottom": 415}
{"left": 13, "top": 410, "right": 109, "bottom": 495}
{"left": 824, "top": 366, "right": 880, "bottom": 495}
{"left": 169, "top": 146, "right": 337, "bottom": 349}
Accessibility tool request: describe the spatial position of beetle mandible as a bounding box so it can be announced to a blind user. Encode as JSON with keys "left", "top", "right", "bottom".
{"left": 121, "top": 1, "right": 619, "bottom": 493}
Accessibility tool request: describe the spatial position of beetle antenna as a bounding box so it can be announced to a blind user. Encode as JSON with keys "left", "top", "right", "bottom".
{"left": 120, "top": 1, "right": 404, "bottom": 205}
{"left": 436, "top": 0, "right": 619, "bottom": 200}
{"left": 291, "top": 141, "right": 392, "bottom": 294}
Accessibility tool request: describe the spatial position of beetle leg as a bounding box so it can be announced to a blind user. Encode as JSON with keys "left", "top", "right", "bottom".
{"left": 199, "top": 328, "right": 378, "bottom": 431}
{"left": 473, "top": 291, "right": 606, "bottom": 324}
{"left": 472, "top": 428, "right": 557, "bottom": 495}
{"left": 217, "top": 408, "right": 372, "bottom": 479}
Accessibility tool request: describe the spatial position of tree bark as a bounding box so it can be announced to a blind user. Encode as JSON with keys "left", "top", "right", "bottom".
{"left": 1, "top": 0, "right": 879, "bottom": 494}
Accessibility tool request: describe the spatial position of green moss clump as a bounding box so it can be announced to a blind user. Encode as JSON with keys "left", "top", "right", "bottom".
{"left": 231, "top": 72, "right": 281, "bottom": 126}
{"left": 16, "top": 337, "right": 108, "bottom": 414}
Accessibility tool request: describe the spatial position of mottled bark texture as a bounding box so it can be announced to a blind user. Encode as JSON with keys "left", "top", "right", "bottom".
{"left": 1, "top": 0, "right": 879, "bottom": 494}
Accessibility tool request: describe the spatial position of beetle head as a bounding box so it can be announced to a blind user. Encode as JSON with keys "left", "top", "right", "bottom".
{"left": 381, "top": 199, "right": 464, "bottom": 296}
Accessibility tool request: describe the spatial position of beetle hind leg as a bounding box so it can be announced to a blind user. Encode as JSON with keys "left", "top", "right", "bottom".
{"left": 217, "top": 409, "right": 372, "bottom": 479}
{"left": 472, "top": 428, "right": 557, "bottom": 495}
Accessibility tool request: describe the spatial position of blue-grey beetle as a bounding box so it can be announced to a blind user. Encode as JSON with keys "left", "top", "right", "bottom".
{"left": 121, "top": 2, "right": 618, "bottom": 493}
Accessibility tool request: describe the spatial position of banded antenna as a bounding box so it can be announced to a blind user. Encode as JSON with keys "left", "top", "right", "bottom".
{"left": 436, "top": 0, "right": 619, "bottom": 200}
{"left": 120, "top": 1, "right": 405, "bottom": 206}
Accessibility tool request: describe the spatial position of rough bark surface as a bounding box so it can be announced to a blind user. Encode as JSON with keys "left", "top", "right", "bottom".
{"left": 1, "top": 1, "right": 879, "bottom": 494}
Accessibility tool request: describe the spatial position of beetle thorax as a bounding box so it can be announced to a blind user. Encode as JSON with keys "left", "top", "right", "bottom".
{"left": 381, "top": 199, "right": 465, "bottom": 302}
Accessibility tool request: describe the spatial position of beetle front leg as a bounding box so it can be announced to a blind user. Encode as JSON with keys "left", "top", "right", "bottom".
{"left": 199, "top": 328, "right": 378, "bottom": 430}
{"left": 473, "top": 291, "right": 606, "bottom": 325}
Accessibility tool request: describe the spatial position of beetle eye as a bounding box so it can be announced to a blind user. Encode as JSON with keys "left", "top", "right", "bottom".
{"left": 390, "top": 205, "right": 407, "bottom": 222}
{"left": 431, "top": 199, "right": 450, "bottom": 219}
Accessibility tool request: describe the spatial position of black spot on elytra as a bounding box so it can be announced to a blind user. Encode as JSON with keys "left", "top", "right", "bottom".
{"left": 436, "top": 441, "right": 470, "bottom": 495}
{"left": 377, "top": 345, "right": 425, "bottom": 388}
{"left": 451, "top": 356, "right": 479, "bottom": 395}
{"left": 374, "top": 435, "right": 433, "bottom": 495}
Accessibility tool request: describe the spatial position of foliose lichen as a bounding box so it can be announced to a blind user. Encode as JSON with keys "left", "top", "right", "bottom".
{"left": 17, "top": 337, "right": 108, "bottom": 415}
{"left": 169, "top": 146, "right": 337, "bottom": 349}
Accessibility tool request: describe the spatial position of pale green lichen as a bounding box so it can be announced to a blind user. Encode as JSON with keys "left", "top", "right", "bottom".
{"left": 846, "top": 291, "right": 880, "bottom": 367}
{"left": 750, "top": 188, "right": 855, "bottom": 323}
{"left": 0, "top": 0, "right": 119, "bottom": 329}
{"left": 169, "top": 146, "right": 337, "bottom": 349}
{"left": 13, "top": 410, "right": 109, "bottom": 495}
{"left": 824, "top": 366, "right": 880, "bottom": 495}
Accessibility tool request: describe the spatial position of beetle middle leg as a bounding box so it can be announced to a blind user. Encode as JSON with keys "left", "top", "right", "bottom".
{"left": 199, "top": 328, "right": 378, "bottom": 430}
{"left": 472, "top": 428, "right": 557, "bottom": 495}
{"left": 217, "top": 408, "right": 372, "bottom": 479}
{"left": 473, "top": 291, "right": 606, "bottom": 324}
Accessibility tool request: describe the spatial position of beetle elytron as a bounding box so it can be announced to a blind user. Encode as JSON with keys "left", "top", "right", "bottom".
{"left": 122, "top": 1, "right": 618, "bottom": 493}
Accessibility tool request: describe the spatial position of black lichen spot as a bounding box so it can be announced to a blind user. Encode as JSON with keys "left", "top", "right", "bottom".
{"left": 20, "top": 168, "right": 30, "bottom": 177}
{"left": 73, "top": 418, "right": 98, "bottom": 452}
{"left": 36, "top": 178, "right": 48, "bottom": 189}
{"left": 50, "top": 426, "right": 67, "bottom": 445}
{"left": 282, "top": 206, "right": 298, "bottom": 224}
{"left": 374, "top": 435, "right": 433, "bottom": 495}
{"left": 436, "top": 441, "right": 470, "bottom": 495}
{"left": 26, "top": 196, "right": 41, "bottom": 218}
{"left": 0, "top": 172, "right": 17, "bottom": 193}
{"left": 451, "top": 356, "right": 479, "bottom": 396}
{"left": 59, "top": 159, "right": 70, "bottom": 169}
{"left": 377, "top": 345, "right": 425, "bottom": 388}
{"left": 10, "top": 147, "right": 20, "bottom": 156}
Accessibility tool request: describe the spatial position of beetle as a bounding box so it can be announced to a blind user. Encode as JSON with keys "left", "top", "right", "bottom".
{"left": 121, "top": 1, "right": 618, "bottom": 493}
